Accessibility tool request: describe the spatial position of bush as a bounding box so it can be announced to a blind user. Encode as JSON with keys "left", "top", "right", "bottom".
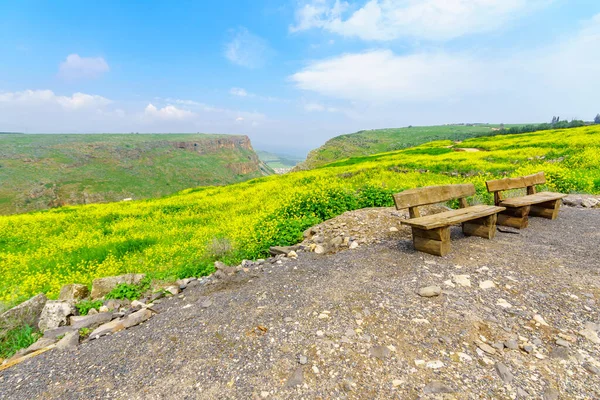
{"left": 75, "top": 299, "right": 103, "bottom": 316}
{"left": 0, "top": 325, "right": 40, "bottom": 359}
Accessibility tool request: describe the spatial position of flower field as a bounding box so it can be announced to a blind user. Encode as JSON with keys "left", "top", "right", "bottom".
{"left": 1, "top": 126, "right": 599, "bottom": 308}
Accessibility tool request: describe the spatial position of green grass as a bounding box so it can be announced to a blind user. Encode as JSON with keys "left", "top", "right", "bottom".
{"left": 0, "top": 133, "right": 269, "bottom": 215}
{"left": 0, "top": 126, "right": 599, "bottom": 308}
{"left": 297, "top": 124, "right": 524, "bottom": 169}
{"left": 256, "top": 150, "right": 303, "bottom": 169}
{"left": 0, "top": 325, "right": 41, "bottom": 359}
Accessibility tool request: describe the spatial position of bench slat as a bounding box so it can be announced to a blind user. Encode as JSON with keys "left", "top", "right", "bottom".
{"left": 500, "top": 192, "right": 566, "bottom": 208}
{"left": 401, "top": 205, "right": 506, "bottom": 230}
{"left": 486, "top": 172, "right": 545, "bottom": 192}
{"left": 393, "top": 184, "right": 475, "bottom": 209}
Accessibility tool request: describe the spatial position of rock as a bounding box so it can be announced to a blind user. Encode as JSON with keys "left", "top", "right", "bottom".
{"left": 298, "top": 355, "right": 308, "bottom": 365}
{"left": 418, "top": 286, "right": 442, "bottom": 297}
{"left": 99, "top": 305, "right": 109, "bottom": 313}
{"left": 286, "top": 367, "right": 303, "bottom": 387}
{"left": 563, "top": 196, "right": 583, "bottom": 207}
{"left": 370, "top": 345, "right": 391, "bottom": 359}
{"left": 43, "top": 326, "right": 76, "bottom": 340}
{"left": 122, "top": 308, "right": 153, "bottom": 329}
{"left": 392, "top": 379, "right": 403, "bottom": 387}
{"left": 556, "top": 338, "right": 570, "bottom": 347}
{"left": 496, "top": 299, "right": 512, "bottom": 309}
{"left": 56, "top": 331, "right": 79, "bottom": 351}
{"left": 583, "top": 363, "right": 600, "bottom": 376}
{"left": 199, "top": 298, "right": 212, "bottom": 308}
{"left": 426, "top": 360, "right": 444, "bottom": 369}
{"left": 69, "top": 312, "right": 113, "bottom": 330}
{"left": 521, "top": 344, "right": 534, "bottom": 354}
{"left": 89, "top": 319, "right": 125, "bottom": 339}
{"left": 88, "top": 308, "right": 98, "bottom": 315}
{"left": 314, "top": 245, "right": 326, "bottom": 254}
{"left": 495, "top": 362, "right": 514, "bottom": 384}
{"left": 269, "top": 245, "right": 299, "bottom": 256}
{"left": 492, "top": 342, "right": 505, "bottom": 351}
{"left": 38, "top": 300, "right": 76, "bottom": 332}
{"left": 165, "top": 286, "right": 180, "bottom": 295}
{"left": 389, "top": 227, "right": 398, "bottom": 232}
{"left": 543, "top": 387, "right": 560, "bottom": 400}
{"left": 423, "top": 381, "right": 454, "bottom": 394}
{"left": 579, "top": 327, "right": 600, "bottom": 344}
{"left": 58, "top": 284, "right": 89, "bottom": 301}
{"left": 475, "top": 340, "right": 497, "bottom": 355}
{"left": 349, "top": 241, "right": 359, "bottom": 249}
{"left": 582, "top": 198, "right": 599, "bottom": 208}
{"left": 453, "top": 275, "right": 471, "bottom": 287}
{"left": 505, "top": 339, "right": 519, "bottom": 349}
{"left": 0, "top": 293, "right": 47, "bottom": 334}
{"left": 130, "top": 300, "right": 146, "bottom": 308}
{"left": 549, "top": 347, "right": 570, "bottom": 360}
{"left": 533, "top": 314, "right": 550, "bottom": 326}
{"left": 287, "top": 251, "right": 298, "bottom": 259}
{"left": 91, "top": 273, "right": 145, "bottom": 299}
{"left": 479, "top": 280, "right": 496, "bottom": 290}
{"left": 150, "top": 291, "right": 165, "bottom": 302}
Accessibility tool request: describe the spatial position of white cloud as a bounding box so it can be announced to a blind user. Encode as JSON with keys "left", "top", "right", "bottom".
{"left": 304, "top": 102, "right": 326, "bottom": 112}
{"left": 224, "top": 28, "right": 272, "bottom": 68}
{"left": 291, "top": 0, "right": 549, "bottom": 41}
{"left": 144, "top": 104, "right": 196, "bottom": 120}
{"left": 58, "top": 54, "right": 109, "bottom": 80}
{"left": 0, "top": 89, "right": 111, "bottom": 109}
{"left": 230, "top": 87, "right": 249, "bottom": 97}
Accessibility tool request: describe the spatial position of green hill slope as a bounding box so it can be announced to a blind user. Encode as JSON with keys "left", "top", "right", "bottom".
{"left": 296, "top": 124, "right": 514, "bottom": 170}
{"left": 1, "top": 126, "right": 599, "bottom": 307}
{"left": 0, "top": 134, "right": 271, "bottom": 215}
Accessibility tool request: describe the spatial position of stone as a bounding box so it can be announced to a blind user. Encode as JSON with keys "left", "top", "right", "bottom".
{"left": 505, "top": 339, "right": 519, "bottom": 349}
{"left": 492, "top": 342, "right": 505, "bottom": 351}
{"left": 496, "top": 299, "right": 512, "bottom": 308}
{"left": 533, "top": 314, "right": 550, "bottom": 327}
{"left": 543, "top": 387, "right": 560, "bottom": 400}
{"left": 286, "top": 367, "right": 303, "bottom": 387}
{"left": 549, "top": 347, "right": 570, "bottom": 360}
{"left": 370, "top": 345, "right": 391, "bottom": 359}
{"left": 423, "top": 381, "right": 454, "bottom": 394}
{"left": 521, "top": 344, "right": 534, "bottom": 353}
{"left": 56, "top": 331, "right": 79, "bottom": 351}
{"left": 330, "top": 236, "right": 343, "bottom": 246}
{"left": 43, "top": 326, "right": 77, "bottom": 340}
{"left": 69, "top": 312, "right": 113, "bottom": 330}
{"left": 121, "top": 308, "right": 152, "bottom": 329}
{"left": 298, "top": 355, "right": 308, "bottom": 365}
{"left": 287, "top": 251, "right": 298, "bottom": 259}
{"left": 579, "top": 327, "right": 600, "bottom": 344}
{"left": 418, "top": 286, "right": 442, "bottom": 298}
{"left": 314, "top": 245, "right": 326, "bottom": 254}
{"left": 389, "top": 227, "right": 398, "bottom": 232}
{"left": 583, "top": 363, "right": 600, "bottom": 376}
{"left": 200, "top": 298, "right": 213, "bottom": 308}
{"left": 392, "top": 379, "right": 403, "bottom": 387}
{"left": 38, "top": 300, "right": 76, "bottom": 332}
{"left": 556, "top": 338, "right": 570, "bottom": 347}
{"left": 475, "top": 340, "right": 497, "bottom": 355}
{"left": 58, "top": 284, "right": 89, "bottom": 301}
{"left": 99, "top": 305, "right": 109, "bottom": 313}
{"left": 453, "top": 275, "right": 471, "bottom": 287}
{"left": 495, "top": 362, "right": 514, "bottom": 384}
{"left": 88, "top": 308, "right": 98, "bottom": 315}
{"left": 90, "top": 273, "right": 145, "bottom": 299}
{"left": 582, "top": 198, "right": 599, "bottom": 208}
{"left": 479, "top": 280, "right": 496, "bottom": 290}
{"left": 349, "top": 241, "right": 359, "bottom": 249}
{"left": 426, "top": 360, "right": 444, "bottom": 369}
{"left": 0, "top": 293, "right": 47, "bottom": 334}
{"left": 269, "top": 246, "right": 298, "bottom": 256}
{"left": 165, "top": 286, "right": 180, "bottom": 296}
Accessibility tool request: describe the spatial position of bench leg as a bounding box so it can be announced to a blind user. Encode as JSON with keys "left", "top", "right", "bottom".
{"left": 412, "top": 227, "right": 451, "bottom": 256}
{"left": 462, "top": 214, "right": 498, "bottom": 239}
{"left": 497, "top": 206, "right": 529, "bottom": 229}
{"left": 530, "top": 199, "right": 561, "bottom": 220}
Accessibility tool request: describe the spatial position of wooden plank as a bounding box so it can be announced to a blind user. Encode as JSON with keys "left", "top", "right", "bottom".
{"left": 413, "top": 236, "right": 450, "bottom": 257}
{"left": 502, "top": 205, "right": 530, "bottom": 218}
{"left": 393, "top": 184, "right": 475, "bottom": 209}
{"left": 412, "top": 226, "right": 450, "bottom": 241}
{"left": 497, "top": 214, "right": 528, "bottom": 229}
{"left": 459, "top": 198, "right": 468, "bottom": 208}
{"left": 401, "top": 205, "right": 505, "bottom": 230}
{"left": 500, "top": 192, "right": 566, "bottom": 208}
{"left": 462, "top": 214, "right": 497, "bottom": 239}
{"left": 530, "top": 199, "right": 561, "bottom": 219}
{"left": 486, "top": 172, "right": 545, "bottom": 192}
{"left": 409, "top": 207, "right": 421, "bottom": 219}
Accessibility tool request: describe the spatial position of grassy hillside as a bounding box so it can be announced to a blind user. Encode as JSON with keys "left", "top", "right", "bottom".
{"left": 296, "top": 124, "right": 519, "bottom": 169}
{"left": 1, "top": 126, "right": 599, "bottom": 307}
{"left": 0, "top": 134, "right": 270, "bottom": 215}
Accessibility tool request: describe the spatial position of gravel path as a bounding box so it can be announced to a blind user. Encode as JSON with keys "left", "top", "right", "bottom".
{"left": 1, "top": 207, "right": 599, "bottom": 399}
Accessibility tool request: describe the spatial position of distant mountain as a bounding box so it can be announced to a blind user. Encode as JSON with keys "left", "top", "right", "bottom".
{"left": 295, "top": 124, "right": 512, "bottom": 170}
{"left": 0, "top": 133, "right": 272, "bottom": 214}
{"left": 256, "top": 150, "right": 303, "bottom": 173}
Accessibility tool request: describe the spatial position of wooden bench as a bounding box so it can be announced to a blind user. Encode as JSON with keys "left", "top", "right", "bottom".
{"left": 393, "top": 184, "right": 506, "bottom": 256}
{"left": 486, "top": 172, "right": 566, "bottom": 229}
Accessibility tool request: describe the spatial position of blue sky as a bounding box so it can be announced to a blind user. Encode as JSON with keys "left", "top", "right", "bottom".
{"left": 1, "top": 0, "right": 600, "bottom": 155}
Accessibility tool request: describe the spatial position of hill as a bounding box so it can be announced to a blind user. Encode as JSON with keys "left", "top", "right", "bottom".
{"left": 0, "top": 125, "right": 599, "bottom": 307}
{"left": 295, "top": 124, "right": 515, "bottom": 170}
{"left": 0, "top": 134, "right": 271, "bottom": 215}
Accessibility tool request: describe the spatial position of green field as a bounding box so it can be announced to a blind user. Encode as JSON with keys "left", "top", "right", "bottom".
{"left": 1, "top": 126, "right": 599, "bottom": 308}
{"left": 256, "top": 150, "right": 303, "bottom": 170}
{"left": 0, "top": 134, "right": 269, "bottom": 215}
{"left": 296, "top": 124, "right": 524, "bottom": 169}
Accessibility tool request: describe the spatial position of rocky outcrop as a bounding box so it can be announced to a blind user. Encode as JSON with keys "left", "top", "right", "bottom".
{"left": 38, "top": 301, "right": 76, "bottom": 332}
{"left": 172, "top": 136, "right": 254, "bottom": 154}
{"left": 0, "top": 293, "right": 47, "bottom": 336}
{"left": 58, "top": 284, "right": 89, "bottom": 302}
{"left": 91, "top": 273, "right": 146, "bottom": 299}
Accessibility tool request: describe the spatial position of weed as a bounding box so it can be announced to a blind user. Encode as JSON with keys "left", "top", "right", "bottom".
{"left": 0, "top": 325, "right": 41, "bottom": 359}
{"left": 75, "top": 300, "right": 103, "bottom": 316}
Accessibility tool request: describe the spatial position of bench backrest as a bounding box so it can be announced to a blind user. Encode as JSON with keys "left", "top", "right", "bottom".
{"left": 393, "top": 184, "right": 475, "bottom": 218}
{"left": 486, "top": 172, "right": 545, "bottom": 204}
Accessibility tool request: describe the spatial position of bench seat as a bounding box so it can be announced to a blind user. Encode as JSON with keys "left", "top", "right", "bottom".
{"left": 402, "top": 205, "right": 506, "bottom": 230}
{"left": 499, "top": 192, "right": 566, "bottom": 208}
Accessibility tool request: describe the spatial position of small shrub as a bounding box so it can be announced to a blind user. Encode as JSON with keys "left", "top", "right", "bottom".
{"left": 105, "top": 283, "right": 142, "bottom": 300}
{"left": 75, "top": 300, "right": 103, "bottom": 316}
{"left": 79, "top": 327, "right": 92, "bottom": 338}
{"left": 0, "top": 325, "right": 41, "bottom": 359}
